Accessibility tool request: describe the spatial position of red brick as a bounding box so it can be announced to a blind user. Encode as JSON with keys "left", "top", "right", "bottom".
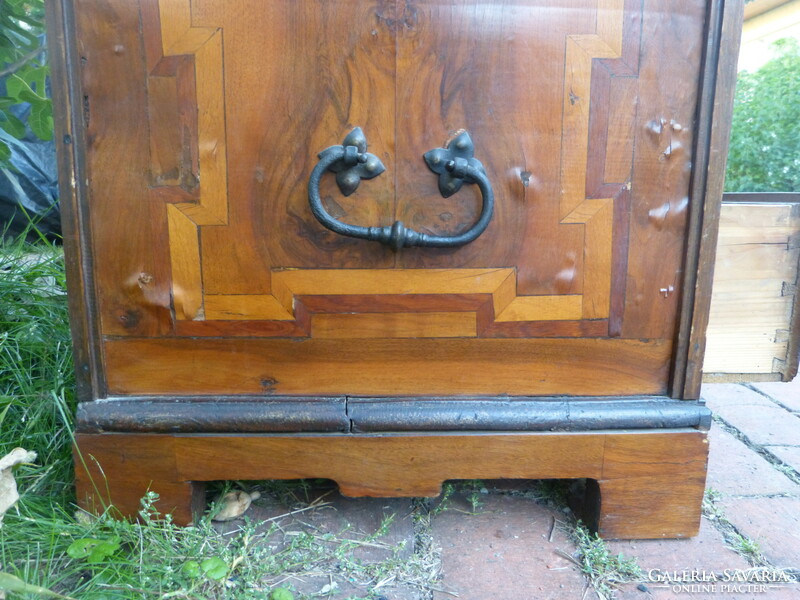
{"left": 701, "top": 383, "right": 777, "bottom": 410}
{"left": 767, "top": 445, "right": 800, "bottom": 474}
{"left": 607, "top": 517, "right": 750, "bottom": 574}
{"left": 431, "top": 493, "right": 593, "bottom": 600}
{"left": 719, "top": 497, "right": 800, "bottom": 568}
{"left": 706, "top": 423, "right": 799, "bottom": 496}
{"left": 702, "top": 384, "right": 800, "bottom": 447}
{"left": 751, "top": 378, "right": 800, "bottom": 413}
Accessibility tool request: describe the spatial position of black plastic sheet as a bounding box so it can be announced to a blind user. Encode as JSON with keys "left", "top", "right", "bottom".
{"left": 0, "top": 77, "right": 59, "bottom": 242}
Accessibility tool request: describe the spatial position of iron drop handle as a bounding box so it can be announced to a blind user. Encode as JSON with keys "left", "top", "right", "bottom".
{"left": 308, "top": 128, "right": 494, "bottom": 251}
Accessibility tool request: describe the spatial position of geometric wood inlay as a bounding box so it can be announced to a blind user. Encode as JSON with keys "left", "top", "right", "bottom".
{"left": 151, "top": 0, "right": 636, "bottom": 335}
{"left": 559, "top": 0, "right": 627, "bottom": 320}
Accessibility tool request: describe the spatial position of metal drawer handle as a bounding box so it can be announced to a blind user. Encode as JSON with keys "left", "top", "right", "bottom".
{"left": 308, "top": 128, "right": 494, "bottom": 251}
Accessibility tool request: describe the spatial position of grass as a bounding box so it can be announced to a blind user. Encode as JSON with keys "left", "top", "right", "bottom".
{"left": 569, "top": 523, "right": 641, "bottom": 600}
{"left": 0, "top": 227, "right": 75, "bottom": 500}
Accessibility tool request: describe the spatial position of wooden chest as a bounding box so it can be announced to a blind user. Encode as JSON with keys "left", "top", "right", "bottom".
{"left": 49, "top": 0, "right": 743, "bottom": 538}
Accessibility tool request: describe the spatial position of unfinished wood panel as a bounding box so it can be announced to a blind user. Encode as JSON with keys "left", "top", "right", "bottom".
{"left": 104, "top": 337, "right": 672, "bottom": 397}
{"left": 704, "top": 203, "right": 800, "bottom": 377}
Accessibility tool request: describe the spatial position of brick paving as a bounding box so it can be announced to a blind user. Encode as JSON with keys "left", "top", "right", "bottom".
{"left": 430, "top": 491, "right": 593, "bottom": 600}
{"left": 703, "top": 384, "right": 800, "bottom": 447}
{"left": 767, "top": 445, "right": 800, "bottom": 473}
{"left": 751, "top": 377, "right": 800, "bottom": 413}
{"left": 607, "top": 517, "right": 751, "bottom": 574}
{"left": 705, "top": 422, "right": 799, "bottom": 496}
{"left": 717, "top": 496, "right": 800, "bottom": 568}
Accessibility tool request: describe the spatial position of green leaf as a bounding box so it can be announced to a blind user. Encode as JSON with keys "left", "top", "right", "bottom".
{"left": 0, "top": 141, "right": 11, "bottom": 163}
{"left": 269, "top": 588, "right": 295, "bottom": 600}
{"left": 87, "top": 538, "right": 120, "bottom": 564}
{"left": 18, "top": 87, "right": 46, "bottom": 105}
{"left": 0, "top": 572, "right": 77, "bottom": 599}
{"left": 199, "top": 556, "right": 228, "bottom": 581}
{"left": 20, "top": 65, "right": 49, "bottom": 95}
{"left": 181, "top": 560, "right": 202, "bottom": 579}
{"left": 6, "top": 74, "right": 32, "bottom": 102}
{"left": 66, "top": 538, "right": 101, "bottom": 559}
{"left": 66, "top": 537, "right": 119, "bottom": 563}
{"left": 29, "top": 101, "right": 53, "bottom": 141}
{"left": 0, "top": 111, "right": 27, "bottom": 139}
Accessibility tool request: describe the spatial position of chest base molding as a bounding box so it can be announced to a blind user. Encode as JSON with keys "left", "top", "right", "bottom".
{"left": 75, "top": 427, "right": 708, "bottom": 539}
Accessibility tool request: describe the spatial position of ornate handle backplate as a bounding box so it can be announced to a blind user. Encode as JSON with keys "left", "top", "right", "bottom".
{"left": 308, "top": 128, "right": 494, "bottom": 251}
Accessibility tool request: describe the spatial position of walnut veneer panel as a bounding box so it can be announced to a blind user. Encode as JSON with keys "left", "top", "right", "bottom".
{"left": 103, "top": 337, "right": 671, "bottom": 396}
{"left": 74, "top": 0, "right": 708, "bottom": 396}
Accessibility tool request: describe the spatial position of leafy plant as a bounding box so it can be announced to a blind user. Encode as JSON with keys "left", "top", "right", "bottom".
{"left": 66, "top": 536, "right": 121, "bottom": 564}
{"left": 725, "top": 38, "right": 800, "bottom": 192}
{"left": 0, "top": 0, "right": 51, "bottom": 164}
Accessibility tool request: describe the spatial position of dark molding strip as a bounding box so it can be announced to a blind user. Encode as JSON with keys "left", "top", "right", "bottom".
{"left": 77, "top": 396, "right": 711, "bottom": 434}
{"left": 77, "top": 397, "right": 349, "bottom": 433}
{"left": 348, "top": 398, "right": 712, "bottom": 432}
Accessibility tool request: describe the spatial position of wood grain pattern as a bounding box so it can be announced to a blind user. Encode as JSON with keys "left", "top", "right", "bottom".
{"left": 494, "top": 295, "right": 583, "bottom": 323}
{"left": 312, "top": 312, "right": 477, "bottom": 339}
{"left": 145, "top": 0, "right": 228, "bottom": 321}
{"left": 75, "top": 429, "right": 708, "bottom": 538}
{"left": 603, "top": 77, "right": 637, "bottom": 183}
{"left": 204, "top": 294, "right": 293, "bottom": 321}
{"left": 103, "top": 337, "right": 672, "bottom": 396}
{"left": 162, "top": 0, "right": 639, "bottom": 330}
{"left": 166, "top": 205, "right": 203, "bottom": 320}
{"left": 78, "top": 0, "right": 174, "bottom": 337}
{"left": 200, "top": 268, "right": 591, "bottom": 330}
{"left": 65, "top": 0, "right": 721, "bottom": 396}
{"left": 200, "top": 0, "right": 397, "bottom": 290}
{"left": 620, "top": 0, "right": 707, "bottom": 340}
{"left": 596, "top": 431, "right": 708, "bottom": 538}
{"left": 582, "top": 199, "right": 614, "bottom": 318}
{"left": 703, "top": 203, "right": 800, "bottom": 376}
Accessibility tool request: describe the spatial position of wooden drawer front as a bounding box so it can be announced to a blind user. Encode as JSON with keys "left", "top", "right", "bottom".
{"left": 76, "top": 0, "right": 707, "bottom": 397}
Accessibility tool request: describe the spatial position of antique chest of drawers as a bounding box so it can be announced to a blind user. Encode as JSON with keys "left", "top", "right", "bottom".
{"left": 49, "top": 0, "right": 743, "bottom": 538}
